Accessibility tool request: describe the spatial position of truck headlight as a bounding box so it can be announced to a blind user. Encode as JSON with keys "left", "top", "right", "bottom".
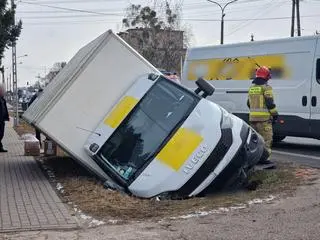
{"left": 220, "top": 107, "right": 233, "bottom": 129}
{"left": 89, "top": 143, "right": 99, "bottom": 153}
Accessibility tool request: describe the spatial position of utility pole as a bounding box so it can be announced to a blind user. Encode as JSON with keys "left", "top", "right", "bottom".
{"left": 296, "top": 0, "right": 301, "bottom": 36}
{"left": 6, "top": 75, "right": 9, "bottom": 95}
{"left": 0, "top": 67, "right": 4, "bottom": 84}
{"left": 9, "top": 73, "right": 12, "bottom": 93}
{"left": 11, "top": 0, "right": 19, "bottom": 126}
{"left": 291, "top": 0, "right": 295, "bottom": 37}
{"left": 207, "top": 0, "right": 238, "bottom": 44}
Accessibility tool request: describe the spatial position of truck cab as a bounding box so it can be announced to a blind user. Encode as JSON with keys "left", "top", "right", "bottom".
{"left": 84, "top": 74, "right": 267, "bottom": 198}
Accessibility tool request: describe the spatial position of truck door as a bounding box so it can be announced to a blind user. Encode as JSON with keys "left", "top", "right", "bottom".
{"left": 310, "top": 55, "right": 320, "bottom": 138}
{"left": 271, "top": 51, "right": 313, "bottom": 138}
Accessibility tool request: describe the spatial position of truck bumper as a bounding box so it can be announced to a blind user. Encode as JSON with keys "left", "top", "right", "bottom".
{"left": 183, "top": 122, "right": 266, "bottom": 197}
{"left": 203, "top": 122, "right": 266, "bottom": 194}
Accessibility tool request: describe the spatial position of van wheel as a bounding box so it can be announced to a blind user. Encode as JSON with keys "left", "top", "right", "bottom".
{"left": 273, "top": 136, "right": 286, "bottom": 143}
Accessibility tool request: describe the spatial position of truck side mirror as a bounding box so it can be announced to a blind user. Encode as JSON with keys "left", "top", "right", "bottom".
{"left": 148, "top": 73, "right": 159, "bottom": 81}
{"left": 194, "top": 78, "right": 215, "bottom": 98}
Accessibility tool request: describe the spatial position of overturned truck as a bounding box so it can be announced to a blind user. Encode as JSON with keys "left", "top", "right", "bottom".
{"left": 23, "top": 30, "right": 268, "bottom": 199}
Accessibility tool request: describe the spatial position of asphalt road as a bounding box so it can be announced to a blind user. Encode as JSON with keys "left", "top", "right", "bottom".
{"left": 273, "top": 137, "right": 320, "bottom": 168}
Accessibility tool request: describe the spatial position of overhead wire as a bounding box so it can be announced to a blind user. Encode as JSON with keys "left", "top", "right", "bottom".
{"left": 17, "top": 0, "right": 320, "bottom": 30}
{"left": 19, "top": 0, "right": 123, "bottom": 16}
{"left": 225, "top": 0, "right": 287, "bottom": 36}
{"left": 17, "top": 0, "right": 290, "bottom": 20}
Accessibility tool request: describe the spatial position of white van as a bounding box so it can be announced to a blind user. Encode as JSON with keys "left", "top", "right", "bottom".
{"left": 182, "top": 35, "right": 320, "bottom": 142}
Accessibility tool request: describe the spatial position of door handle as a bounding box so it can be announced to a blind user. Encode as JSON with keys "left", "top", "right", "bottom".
{"left": 312, "top": 96, "right": 317, "bottom": 107}
{"left": 302, "top": 96, "right": 307, "bottom": 106}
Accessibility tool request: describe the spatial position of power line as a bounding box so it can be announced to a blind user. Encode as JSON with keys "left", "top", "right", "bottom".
{"left": 17, "top": 1, "right": 287, "bottom": 15}
{"left": 19, "top": 13, "right": 123, "bottom": 19}
{"left": 16, "top": 0, "right": 320, "bottom": 31}
{"left": 24, "top": 0, "right": 119, "bottom": 3}
{"left": 16, "top": 0, "right": 294, "bottom": 21}
{"left": 183, "top": 14, "right": 320, "bottom": 22}
{"left": 226, "top": 0, "right": 285, "bottom": 36}
{"left": 19, "top": 0, "right": 122, "bottom": 16}
{"left": 21, "top": 14, "right": 320, "bottom": 26}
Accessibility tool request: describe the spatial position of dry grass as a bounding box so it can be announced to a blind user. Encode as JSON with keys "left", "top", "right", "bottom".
{"left": 38, "top": 156, "right": 312, "bottom": 222}
{"left": 12, "top": 107, "right": 316, "bottom": 220}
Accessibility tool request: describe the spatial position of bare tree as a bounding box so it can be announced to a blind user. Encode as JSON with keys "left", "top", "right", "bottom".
{"left": 120, "top": 1, "right": 191, "bottom": 74}
{"left": 41, "top": 62, "right": 66, "bottom": 86}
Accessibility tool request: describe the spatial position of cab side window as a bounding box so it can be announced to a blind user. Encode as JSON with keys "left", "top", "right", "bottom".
{"left": 317, "top": 59, "right": 320, "bottom": 84}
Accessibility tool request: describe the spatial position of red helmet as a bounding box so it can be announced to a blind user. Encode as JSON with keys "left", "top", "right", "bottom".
{"left": 256, "top": 66, "right": 271, "bottom": 80}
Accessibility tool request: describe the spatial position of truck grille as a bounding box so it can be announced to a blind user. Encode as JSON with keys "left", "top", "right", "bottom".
{"left": 177, "top": 128, "right": 233, "bottom": 196}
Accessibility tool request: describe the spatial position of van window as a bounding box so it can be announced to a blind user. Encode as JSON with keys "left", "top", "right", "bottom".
{"left": 317, "top": 59, "right": 320, "bottom": 84}
{"left": 98, "top": 77, "right": 199, "bottom": 182}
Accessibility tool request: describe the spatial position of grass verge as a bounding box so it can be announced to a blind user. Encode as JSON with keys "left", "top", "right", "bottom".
{"left": 13, "top": 119, "right": 35, "bottom": 136}
{"left": 13, "top": 121, "right": 318, "bottom": 222}
{"left": 38, "top": 156, "right": 315, "bottom": 222}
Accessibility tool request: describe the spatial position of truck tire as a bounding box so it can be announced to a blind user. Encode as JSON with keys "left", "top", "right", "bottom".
{"left": 260, "top": 148, "right": 269, "bottom": 163}
{"left": 273, "top": 135, "right": 286, "bottom": 143}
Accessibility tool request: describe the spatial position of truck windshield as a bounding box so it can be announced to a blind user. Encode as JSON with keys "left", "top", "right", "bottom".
{"left": 98, "top": 77, "right": 198, "bottom": 182}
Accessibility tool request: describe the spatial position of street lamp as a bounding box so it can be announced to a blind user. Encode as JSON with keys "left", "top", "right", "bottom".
{"left": 13, "top": 53, "right": 28, "bottom": 126}
{"left": 207, "top": 0, "right": 238, "bottom": 44}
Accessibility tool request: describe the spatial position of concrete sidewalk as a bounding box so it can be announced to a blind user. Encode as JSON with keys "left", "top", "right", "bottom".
{"left": 0, "top": 122, "right": 78, "bottom": 233}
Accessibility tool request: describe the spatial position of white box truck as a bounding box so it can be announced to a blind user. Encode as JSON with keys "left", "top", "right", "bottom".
{"left": 23, "top": 30, "right": 267, "bottom": 199}
{"left": 182, "top": 35, "right": 320, "bottom": 142}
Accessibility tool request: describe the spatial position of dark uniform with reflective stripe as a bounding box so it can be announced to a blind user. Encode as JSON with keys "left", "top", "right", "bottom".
{"left": 247, "top": 78, "right": 278, "bottom": 157}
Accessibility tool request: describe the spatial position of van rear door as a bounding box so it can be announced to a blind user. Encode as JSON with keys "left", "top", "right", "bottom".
{"left": 310, "top": 38, "right": 320, "bottom": 138}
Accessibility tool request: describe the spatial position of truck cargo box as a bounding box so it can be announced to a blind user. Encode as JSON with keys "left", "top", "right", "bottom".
{"left": 23, "top": 30, "right": 159, "bottom": 179}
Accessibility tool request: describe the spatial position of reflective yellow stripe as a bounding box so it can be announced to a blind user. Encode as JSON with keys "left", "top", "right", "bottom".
{"left": 259, "top": 95, "right": 264, "bottom": 109}
{"left": 264, "top": 90, "right": 273, "bottom": 98}
{"left": 269, "top": 108, "right": 278, "bottom": 114}
{"left": 250, "top": 112, "right": 270, "bottom": 116}
{"left": 250, "top": 108, "right": 269, "bottom": 112}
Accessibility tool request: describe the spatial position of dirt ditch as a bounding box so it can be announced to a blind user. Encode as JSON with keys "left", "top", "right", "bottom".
{"left": 37, "top": 156, "right": 310, "bottom": 222}
{"left": 13, "top": 121, "right": 318, "bottom": 222}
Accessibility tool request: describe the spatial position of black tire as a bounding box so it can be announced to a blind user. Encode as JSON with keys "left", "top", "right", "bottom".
{"left": 273, "top": 135, "right": 286, "bottom": 143}
{"left": 259, "top": 148, "right": 269, "bottom": 163}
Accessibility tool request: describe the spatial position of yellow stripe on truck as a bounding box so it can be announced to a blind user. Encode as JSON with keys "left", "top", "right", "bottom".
{"left": 104, "top": 96, "right": 138, "bottom": 128}
{"left": 156, "top": 128, "right": 203, "bottom": 171}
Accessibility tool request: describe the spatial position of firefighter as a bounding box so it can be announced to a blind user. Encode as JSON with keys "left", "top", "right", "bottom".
{"left": 247, "top": 66, "right": 278, "bottom": 164}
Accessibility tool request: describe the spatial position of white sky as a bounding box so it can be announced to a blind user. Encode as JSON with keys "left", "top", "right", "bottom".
{"left": 2, "top": 0, "right": 320, "bottom": 87}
